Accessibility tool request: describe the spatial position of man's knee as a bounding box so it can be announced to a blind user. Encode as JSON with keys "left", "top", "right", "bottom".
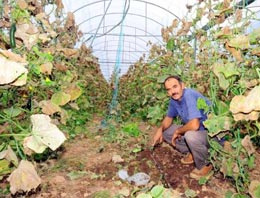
{"left": 162, "top": 129, "right": 172, "bottom": 143}
{"left": 184, "top": 130, "right": 198, "bottom": 144}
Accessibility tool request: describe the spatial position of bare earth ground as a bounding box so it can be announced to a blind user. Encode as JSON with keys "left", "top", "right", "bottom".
{"left": 1, "top": 117, "right": 260, "bottom": 198}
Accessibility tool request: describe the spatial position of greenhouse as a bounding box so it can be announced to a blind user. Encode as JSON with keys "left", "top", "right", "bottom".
{"left": 0, "top": 0, "right": 260, "bottom": 197}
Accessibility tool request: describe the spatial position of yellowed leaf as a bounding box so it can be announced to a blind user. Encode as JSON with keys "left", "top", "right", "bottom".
{"left": 7, "top": 160, "right": 41, "bottom": 194}
{"left": 228, "top": 35, "right": 250, "bottom": 50}
{"left": 51, "top": 92, "right": 71, "bottom": 106}
{"left": 252, "top": 48, "right": 260, "bottom": 56}
{"left": 64, "top": 84, "right": 82, "bottom": 101}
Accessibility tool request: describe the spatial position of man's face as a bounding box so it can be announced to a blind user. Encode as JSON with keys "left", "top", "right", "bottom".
{"left": 165, "top": 78, "right": 184, "bottom": 101}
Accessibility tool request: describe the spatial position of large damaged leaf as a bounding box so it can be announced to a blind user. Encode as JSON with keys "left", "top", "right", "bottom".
{"left": 24, "top": 114, "right": 66, "bottom": 153}
{"left": 233, "top": 111, "right": 260, "bottom": 121}
{"left": 7, "top": 160, "right": 41, "bottom": 194}
{"left": 15, "top": 23, "right": 39, "bottom": 50}
{"left": 230, "top": 86, "right": 260, "bottom": 121}
{"left": 203, "top": 115, "right": 233, "bottom": 137}
{"left": 0, "top": 56, "right": 28, "bottom": 85}
{"left": 213, "top": 62, "right": 240, "bottom": 79}
{"left": 213, "top": 62, "right": 239, "bottom": 90}
{"left": 230, "top": 86, "right": 260, "bottom": 114}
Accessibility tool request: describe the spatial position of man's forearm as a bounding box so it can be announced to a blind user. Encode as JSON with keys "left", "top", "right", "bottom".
{"left": 175, "top": 118, "right": 200, "bottom": 135}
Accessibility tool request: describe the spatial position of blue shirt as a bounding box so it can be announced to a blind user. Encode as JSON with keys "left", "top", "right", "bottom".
{"left": 167, "top": 88, "right": 210, "bottom": 131}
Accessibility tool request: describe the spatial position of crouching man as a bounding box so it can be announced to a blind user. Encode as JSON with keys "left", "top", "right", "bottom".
{"left": 152, "top": 75, "right": 213, "bottom": 179}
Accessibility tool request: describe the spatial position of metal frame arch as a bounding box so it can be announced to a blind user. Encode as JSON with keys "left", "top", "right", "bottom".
{"left": 91, "top": 37, "right": 150, "bottom": 49}
{"left": 72, "top": 0, "right": 181, "bottom": 21}
{"left": 78, "top": 12, "right": 164, "bottom": 27}
{"left": 80, "top": 24, "right": 163, "bottom": 44}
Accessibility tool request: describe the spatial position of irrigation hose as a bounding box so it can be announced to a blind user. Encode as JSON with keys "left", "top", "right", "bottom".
{"left": 149, "top": 146, "right": 173, "bottom": 189}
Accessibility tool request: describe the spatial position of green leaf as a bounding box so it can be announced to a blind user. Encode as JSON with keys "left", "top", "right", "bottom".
{"left": 197, "top": 98, "right": 209, "bottom": 113}
{"left": 150, "top": 185, "right": 164, "bottom": 197}
{"left": 249, "top": 28, "right": 260, "bottom": 44}
{"left": 147, "top": 105, "right": 164, "bottom": 124}
{"left": 225, "top": 190, "right": 234, "bottom": 198}
{"left": 0, "top": 159, "right": 11, "bottom": 175}
{"left": 3, "top": 107, "right": 22, "bottom": 118}
{"left": 166, "top": 38, "right": 175, "bottom": 51}
{"left": 136, "top": 193, "right": 152, "bottom": 198}
{"left": 248, "top": 155, "right": 255, "bottom": 169}
{"left": 199, "top": 176, "right": 208, "bottom": 185}
{"left": 122, "top": 123, "right": 140, "bottom": 137}
{"left": 67, "top": 171, "right": 88, "bottom": 180}
{"left": 132, "top": 147, "right": 142, "bottom": 153}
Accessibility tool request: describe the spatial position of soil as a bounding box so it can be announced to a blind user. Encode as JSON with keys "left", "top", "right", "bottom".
{"left": 1, "top": 117, "right": 259, "bottom": 198}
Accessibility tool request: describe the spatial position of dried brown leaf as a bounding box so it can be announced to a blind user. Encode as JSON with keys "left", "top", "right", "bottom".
{"left": 7, "top": 160, "right": 41, "bottom": 194}
{"left": 225, "top": 43, "right": 243, "bottom": 62}
{"left": 233, "top": 111, "right": 260, "bottom": 121}
{"left": 65, "top": 12, "right": 75, "bottom": 29}
{"left": 249, "top": 180, "right": 260, "bottom": 198}
{"left": 40, "top": 62, "right": 53, "bottom": 75}
{"left": 0, "top": 49, "right": 27, "bottom": 63}
{"left": 39, "top": 100, "right": 61, "bottom": 115}
{"left": 241, "top": 135, "right": 255, "bottom": 155}
{"left": 17, "top": 0, "right": 28, "bottom": 10}
{"left": 54, "top": 63, "right": 68, "bottom": 72}
{"left": 235, "top": 9, "right": 242, "bottom": 23}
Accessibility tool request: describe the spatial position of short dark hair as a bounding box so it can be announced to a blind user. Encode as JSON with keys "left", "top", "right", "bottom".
{"left": 164, "top": 75, "right": 182, "bottom": 86}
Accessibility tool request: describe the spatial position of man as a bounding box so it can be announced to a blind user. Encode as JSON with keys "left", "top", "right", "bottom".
{"left": 152, "top": 75, "right": 212, "bottom": 179}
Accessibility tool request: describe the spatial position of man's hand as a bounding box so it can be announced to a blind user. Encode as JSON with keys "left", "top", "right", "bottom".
{"left": 171, "top": 130, "right": 181, "bottom": 147}
{"left": 152, "top": 130, "right": 163, "bottom": 146}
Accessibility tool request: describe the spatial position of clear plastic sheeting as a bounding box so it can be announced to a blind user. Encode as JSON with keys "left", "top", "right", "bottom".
{"left": 62, "top": 0, "right": 196, "bottom": 80}
{"left": 118, "top": 169, "right": 150, "bottom": 186}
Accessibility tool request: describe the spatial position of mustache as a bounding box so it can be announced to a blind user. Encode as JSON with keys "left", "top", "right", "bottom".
{"left": 172, "top": 93, "right": 178, "bottom": 97}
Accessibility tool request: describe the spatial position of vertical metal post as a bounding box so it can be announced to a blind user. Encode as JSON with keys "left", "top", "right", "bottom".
{"left": 145, "top": 2, "right": 147, "bottom": 36}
